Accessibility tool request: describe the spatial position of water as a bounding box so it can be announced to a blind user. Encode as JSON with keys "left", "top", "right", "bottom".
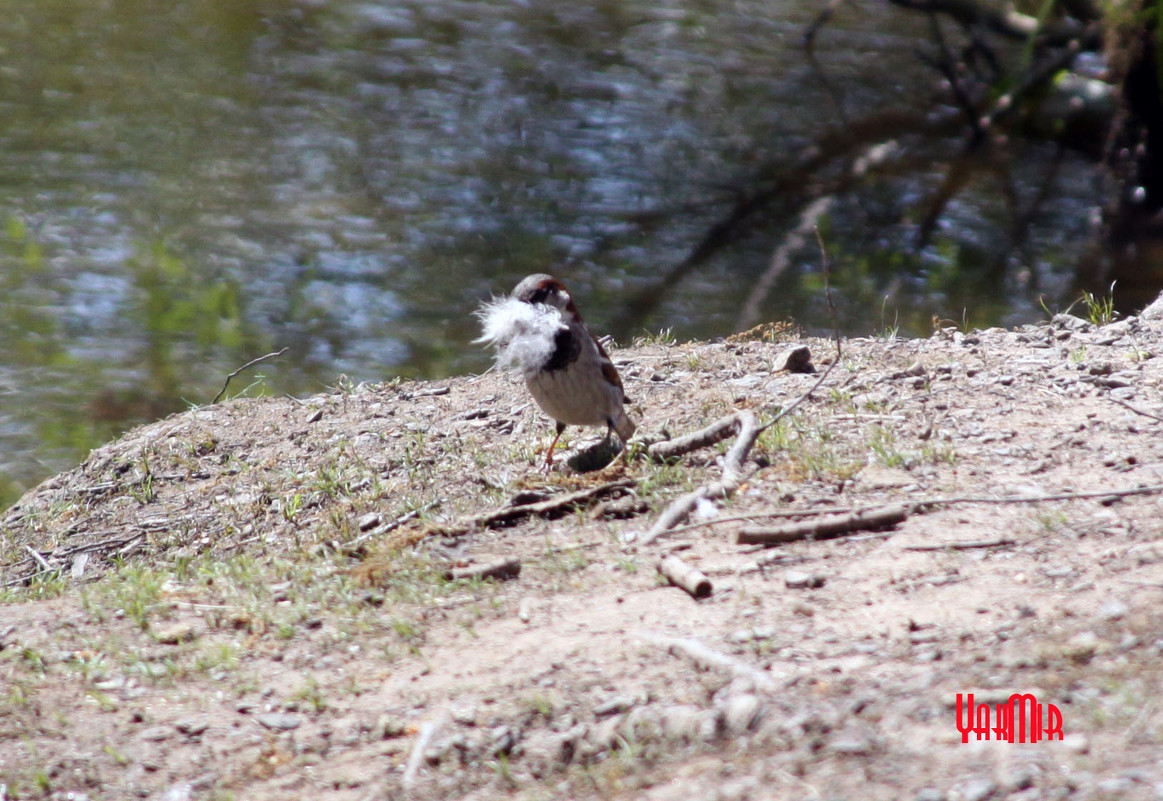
{"left": 0, "top": 0, "right": 1104, "bottom": 503}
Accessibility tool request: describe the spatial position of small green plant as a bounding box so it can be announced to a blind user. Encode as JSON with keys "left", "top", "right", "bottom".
{"left": 613, "top": 556, "right": 639, "bottom": 574}
{"left": 636, "top": 328, "right": 676, "bottom": 346}
{"left": 130, "top": 455, "right": 157, "bottom": 504}
{"left": 195, "top": 643, "right": 241, "bottom": 674}
{"left": 280, "top": 493, "right": 304, "bottom": 523}
{"left": 868, "top": 425, "right": 908, "bottom": 468}
{"left": 292, "top": 678, "right": 328, "bottom": 713}
{"left": 1080, "top": 283, "right": 1117, "bottom": 326}
{"left": 521, "top": 693, "right": 556, "bottom": 720}
{"left": 84, "top": 566, "right": 169, "bottom": 631}
{"left": 880, "top": 298, "right": 900, "bottom": 339}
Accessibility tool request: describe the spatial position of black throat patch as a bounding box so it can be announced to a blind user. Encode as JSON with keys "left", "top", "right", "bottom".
{"left": 544, "top": 326, "right": 580, "bottom": 372}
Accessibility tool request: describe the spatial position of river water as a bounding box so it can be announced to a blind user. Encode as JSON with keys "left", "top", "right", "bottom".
{"left": 0, "top": 0, "right": 1102, "bottom": 503}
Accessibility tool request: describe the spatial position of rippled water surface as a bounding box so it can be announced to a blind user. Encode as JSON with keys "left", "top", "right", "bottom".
{"left": 0, "top": 0, "right": 1100, "bottom": 501}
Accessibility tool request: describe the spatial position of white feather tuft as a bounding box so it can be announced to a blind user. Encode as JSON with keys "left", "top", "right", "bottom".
{"left": 474, "top": 296, "right": 566, "bottom": 378}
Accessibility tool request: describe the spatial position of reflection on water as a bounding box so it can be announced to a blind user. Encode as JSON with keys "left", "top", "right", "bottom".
{"left": 0, "top": 0, "right": 1101, "bottom": 503}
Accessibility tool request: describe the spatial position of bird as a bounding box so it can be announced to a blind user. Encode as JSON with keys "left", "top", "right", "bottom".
{"left": 476, "top": 273, "right": 637, "bottom": 467}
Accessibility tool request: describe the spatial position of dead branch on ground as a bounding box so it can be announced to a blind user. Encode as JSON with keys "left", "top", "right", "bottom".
{"left": 736, "top": 504, "right": 909, "bottom": 546}
{"left": 640, "top": 632, "right": 776, "bottom": 693}
{"left": 445, "top": 558, "right": 522, "bottom": 582}
{"left": 657, "top": 555, "right": 712, "bottom": 599}
{"left": 636, "top": 411, "right": 761, "bottom": 547}
{"left": 904, "top": 538, "right": 1015, "bottom": 551}
{"left": 423, "top": 479, "right": 634, "bottom": 539}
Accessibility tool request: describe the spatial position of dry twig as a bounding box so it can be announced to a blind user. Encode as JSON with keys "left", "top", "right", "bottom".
{"left": 657, "top": 555, "right": 712, "bottom": 599}
{"left": 402, "top": 710, "right": 450, "bottom": 790}
{"left": 445, "top": 558, "right": 522, "bottom": 582}
{"left": 425, "top": 479, "right": 634, "bottom": 539}
{"left": 647, "top": 414, "right": 746, "bottom": 461}
{"left": 637, "top": 411, "right": 761, "bottom": 546}
{"left": 904, "top": 538, "right": 1015, "bottom": 551}
{"left": 1108, "top": 396, "right": 1163, "bottom": 424}
{"left": 640, "top": 632, "right": 776, "bottom": 693}
{"left": 736, "top": 504, "right": 909, "bottom": 546}
{"left": 212, "top": 348, "right": 289, "bottom": 404}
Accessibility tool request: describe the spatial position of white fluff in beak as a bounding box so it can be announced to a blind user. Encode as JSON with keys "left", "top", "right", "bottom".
{"left": 474, "top": 296, "right": 566, "bottom": 379}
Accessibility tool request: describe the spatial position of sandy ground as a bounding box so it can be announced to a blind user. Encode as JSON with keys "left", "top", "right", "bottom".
{"left": 3, "top": 312, "right": 1163, "bottom": 800}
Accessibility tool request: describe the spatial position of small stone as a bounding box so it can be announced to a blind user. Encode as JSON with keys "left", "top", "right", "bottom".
{"left": 257, "top": 713, "right": 302, "bottom": 731}
{"left": 1098, "top": 599, "right": 1129, "bottom": 621}
{"left": 376, "top": 714, "right": 407, "bottom": 739}
{"left": 915, "top": 789, "right": 945, "bottom": 801}
{"left": 140, "top": 726, "right": 171, "bottom": 742}
{"left": 784, "top": 570, "right": 825, "bottom": 589}
{"left": 162, "top": 783, "right": 192, "bottom": 801}
{"left": 1004, "top": 767, "right": 1035, "bottom": 791}
{"left": 153, "top": 623, "right": 197, "bottom": 645}
{"left": 174, "top": 717, "right": 208, "bottom": 737}
{"left": 1096, "top": 778, "right": 1132, "bottom": 795}
{"left": 357, "top": 513, "right": 381, "bottom": 531}
{"left": 1065, "top": 631, "right": 1100, "bottom": 663}
{"left": 490, "top": 725, "right": 518, "bottom": 756}
{"left": 722, "top": 694, "right": 764, "bottom": 735}
{"left": 955, "top": 777, "right": 997, "bottom": 801}
{"left": 1062, "top": 732, "right": 1090, "bottom": 754}
{"left": 594, "top": 695, "right": 641, "bottom": 718}
{"left": 660, "top": 705, "right": 709, "bottom": 743}
{"left": 1052, "top": 313, "right": 1091, "bottom": 331}
{"left": 450, "top": 704, "right": 478, "bottom": 725}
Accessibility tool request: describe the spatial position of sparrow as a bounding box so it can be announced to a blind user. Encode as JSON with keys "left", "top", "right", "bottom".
{"left": 476, "top": 273, "right": 637, "bottom": 467}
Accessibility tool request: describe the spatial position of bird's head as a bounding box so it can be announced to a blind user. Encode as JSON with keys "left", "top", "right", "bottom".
{"left": 512, "top": 274, "right": 580, "bottom": 320}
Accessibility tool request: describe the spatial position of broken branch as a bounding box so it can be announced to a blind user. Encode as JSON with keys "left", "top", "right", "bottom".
{"left": 212, "top": 348, "right": 289, "bottom": 404}
{"left": 904, "top": 538, "right": 1015, "bottom": 551}
{"left": 647, "top": 413, "right": 744, "bottom": 461}
{"left": 640, "top": 632, "right": 776, "bottom": 693}
{"left": 736, "top": 504, "right": 909, "bottom": 546}
{"left": 425, "top": 479, "right": 634, "bottom": 539}
{"left": 445, "top": 557, "right": 522, "bottom": 582}
{"left": 637, "top": 411, "right": 761, "bottom": 546}
{"left": 657, "top": 555, "right": 712, "bottom": 599}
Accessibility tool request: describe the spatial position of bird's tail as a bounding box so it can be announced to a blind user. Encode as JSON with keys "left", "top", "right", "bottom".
{"left": 610, "top": 409, "right": 637, "bottom": 443}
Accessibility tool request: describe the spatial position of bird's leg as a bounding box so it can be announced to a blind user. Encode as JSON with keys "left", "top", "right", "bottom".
{"left": 545, "top": 421, "right": 567, "bottom": 469}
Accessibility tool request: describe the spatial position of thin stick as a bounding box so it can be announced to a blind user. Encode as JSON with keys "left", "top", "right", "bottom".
{"left": 212, "top": 348, "right": 289, "bottom": 404}
{"left": 917, "top": 484, "right": 1163, "bottom": 507}
{"left": 339, "top": 501, "right": 441, "bottom": 552}
{"left": 640, "top": 632, "right": 776, "bottom": 693}
{"left": 737, "top": 505, "right": 909, "bottom": 546}
{"left": 445, "top": 558, "right": 522, "bottom": 582}
{"left": 904, "top": 538, "right": 1015, "bottom": 551}
{"left": 638, "top": 412, "right": 761, "bottom": 546}
{"left": 1109, "top": 396, "right": 1163, "bottom": 424}
{"left": 648, "top": 414, "right": 744, "bottom": 461}
{"left": 425, "top": 479, "right": 635, "bottom": 539}
{"left": 402, "top": 710, "right": 450, "bottom": 790}
{"left": 23, "top": 546, "right": 53, "bottom": 574}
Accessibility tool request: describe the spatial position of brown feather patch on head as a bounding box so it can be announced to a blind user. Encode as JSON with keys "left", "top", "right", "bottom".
{"left": 512, "top": 274, "right": 580, "bottom": 318}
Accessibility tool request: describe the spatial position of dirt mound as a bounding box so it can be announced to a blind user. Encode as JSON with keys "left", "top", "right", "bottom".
{"left": 3, "top": 315, "right": 1163, "bottom": 800}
